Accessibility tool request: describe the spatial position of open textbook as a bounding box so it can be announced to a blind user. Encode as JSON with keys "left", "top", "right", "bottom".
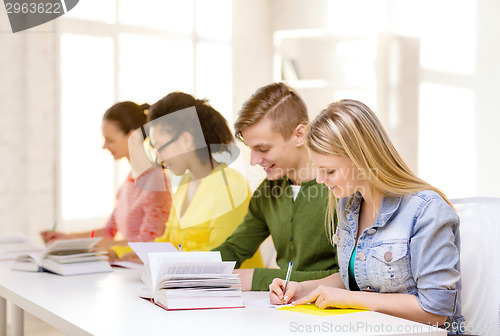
{"left": 12, "top": 237, "right": 112, "bottom": 276}
{"left": 110, "top": 242, "right": 179, "bottom": 270}
{"left": 138, "top": 250, "right": 244, "bottom": 310}
{"left": 0, "top": 233, "right": 43, "bottom": 260}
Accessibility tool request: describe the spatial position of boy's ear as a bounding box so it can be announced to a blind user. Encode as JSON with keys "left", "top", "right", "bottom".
{"left": 294, "top": 123, "right": 307, "bottom": 147}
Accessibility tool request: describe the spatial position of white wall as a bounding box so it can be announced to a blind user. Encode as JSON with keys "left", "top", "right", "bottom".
{"left": 231, "top": 0, "right": 273, "bottom": 190}
{"left": 475, "top": 0, "right": 500, "bottom": 197}
{"left": 269, "top": 0, "right": 329, "bottom": 31}
{"left": 0, "top": 14, "right": 57, "bottom": 241}
{"left": 232, "top": 0, "right": 273, "bottom": 113}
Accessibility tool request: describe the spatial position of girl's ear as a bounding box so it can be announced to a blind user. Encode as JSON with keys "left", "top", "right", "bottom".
{"left": 179, "top": 131, "right": 194, "bottom": 151}
{"left": 294, "top": 123, "right": 307, "bottom": 147}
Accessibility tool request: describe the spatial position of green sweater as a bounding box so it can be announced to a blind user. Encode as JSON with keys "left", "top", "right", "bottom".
{"left": 213, "top": 177, "right": 338, "bottom": 290}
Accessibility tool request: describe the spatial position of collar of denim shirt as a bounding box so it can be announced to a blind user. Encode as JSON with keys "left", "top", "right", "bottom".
{"left": 343, "top": 191, "right": 402, "bottom": 229}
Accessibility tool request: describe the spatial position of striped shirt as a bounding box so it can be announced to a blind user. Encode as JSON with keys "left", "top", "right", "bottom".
{"left": 104, "top": 166, "right": 172, "bottom": 242}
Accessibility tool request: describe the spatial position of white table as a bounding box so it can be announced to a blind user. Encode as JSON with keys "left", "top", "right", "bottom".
{"left": 0, "top": 261, "right": 446, "bottom": 336}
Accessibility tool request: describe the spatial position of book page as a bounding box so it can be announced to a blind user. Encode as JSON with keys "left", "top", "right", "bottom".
{"left": 158, "top": 276, "right": 240, "bottom": 290}
{"left": 46, "top": 254, "right": 108, "bottom": 264}
{"left": 148, "top": 251, "right": 222, "bottom": 264}
{"left": 157, "top": 261, "right": 235, "bottom": 276}
{"left": 1, "top": 244, "right": 43, "bottom": 261}
{"left": 45, "top": 237, "right": 102, "bottom": 254}
{"left": 13, "top": 251, "right": 44, "bottom": 266}
{"left": 128, "top": 242, "right": 178, "bottom": 264}
{"left": 141, "top": 267, "right": 153, "bottom": 296}
{"left": 110, "top": 260, "right": 144, "bottom": 270}
{"left": 155, "top": 262, "right": 237, "bottom": 291}
{"left": 146, "top": 252, "right": 225, "bottom": 292}
{"left": 0, "top": 233, "right": 43, "bottom": 260}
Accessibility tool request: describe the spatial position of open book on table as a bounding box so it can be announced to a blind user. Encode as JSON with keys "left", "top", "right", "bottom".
{"left": 140, "top": 251, "right": 243, "bottom": 310}
{"left": 110, "top": 242, "right": 179, "bottom": 270}
{"left": 0, "top": 233, "right": 43, "bottom": 260}
{"left": 12, "top": 237, "right": 112, "bottom": 276}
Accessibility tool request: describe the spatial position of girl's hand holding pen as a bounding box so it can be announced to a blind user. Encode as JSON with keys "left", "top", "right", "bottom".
{"left": 40, "top": 230, "right": 67, "bottom": 244}
{"left": 269, "top": 278, "right": 301, "bottom": 305}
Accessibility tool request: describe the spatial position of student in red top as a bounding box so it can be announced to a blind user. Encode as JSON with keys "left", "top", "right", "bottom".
{"left": 41, "top": 102, "right": 172, "bottom": 246}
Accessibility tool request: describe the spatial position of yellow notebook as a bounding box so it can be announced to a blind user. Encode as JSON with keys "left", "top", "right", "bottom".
{"left": 278, "top": 304, "right": 367, "bottom": 316}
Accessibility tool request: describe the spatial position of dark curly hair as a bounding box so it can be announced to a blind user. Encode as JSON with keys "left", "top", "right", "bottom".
{"left": 148, "top": 92, "right": 234, "bottom": 166}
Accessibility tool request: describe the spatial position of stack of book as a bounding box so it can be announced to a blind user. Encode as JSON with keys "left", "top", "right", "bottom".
{"left": 12, "top": 237, "right": 112, "bottom": 275}
{"left": 139, "top": 251, "right": 243, "bottom": 310}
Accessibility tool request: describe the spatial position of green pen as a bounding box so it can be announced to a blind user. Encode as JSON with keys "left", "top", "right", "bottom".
{"left": 282, "top": 261, "right": 293, "bottom": 304}
{"left": 43, "top": 221, "right": 58, "bottom": 244}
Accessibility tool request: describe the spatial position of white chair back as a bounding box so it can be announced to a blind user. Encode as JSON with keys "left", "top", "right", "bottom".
{"left": 452, "top": 197, "right": 500, "bottom": 336}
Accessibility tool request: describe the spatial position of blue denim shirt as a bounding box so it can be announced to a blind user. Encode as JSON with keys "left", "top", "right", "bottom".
{"left": 336, "top": 190, "right": 464, "bottom": 327}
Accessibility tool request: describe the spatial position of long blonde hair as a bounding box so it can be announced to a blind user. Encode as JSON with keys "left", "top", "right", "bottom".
{"left": 306, "top": 99, "right": 452, "bottom": 243}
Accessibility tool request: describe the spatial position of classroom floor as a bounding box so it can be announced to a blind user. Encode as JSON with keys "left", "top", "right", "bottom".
{"left": 7, "top": 313, "right": 64, "bottom": 336}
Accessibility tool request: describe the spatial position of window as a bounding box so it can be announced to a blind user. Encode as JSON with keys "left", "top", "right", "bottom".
{"left": 390, "top": 0, "right": 477, "bottom": 197}
{"left": 324, "top": 0, "right": 478, "bottom": 198}
{"left": 418, "top": 84, "right": 476, "bottom": 198}
{"left": 58, "top": 0, "right": 232, "bottom": 230}
{"left": 60, "top": 34, "right": 115, "bottom": 221}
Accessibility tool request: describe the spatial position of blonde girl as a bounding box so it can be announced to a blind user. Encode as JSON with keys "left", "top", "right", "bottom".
{"left": 269, "top": 99, "right": 464, "bottom": 332}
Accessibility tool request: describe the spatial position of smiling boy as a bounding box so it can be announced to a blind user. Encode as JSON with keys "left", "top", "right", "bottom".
{"left": 212, "top": 82, "right": 339, "bottom": 290}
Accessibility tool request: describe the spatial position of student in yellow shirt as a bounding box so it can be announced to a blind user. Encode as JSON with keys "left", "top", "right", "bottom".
{"left": 111, "top": 92, "right": 262, "bottom": 268}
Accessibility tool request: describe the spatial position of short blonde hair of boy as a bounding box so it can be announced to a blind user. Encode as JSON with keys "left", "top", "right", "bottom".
{"left": 306, "top": 99, "right": 452, "bottom": 243}
{"left": 234, "top": 82, "right": 308, "bottom": 141}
